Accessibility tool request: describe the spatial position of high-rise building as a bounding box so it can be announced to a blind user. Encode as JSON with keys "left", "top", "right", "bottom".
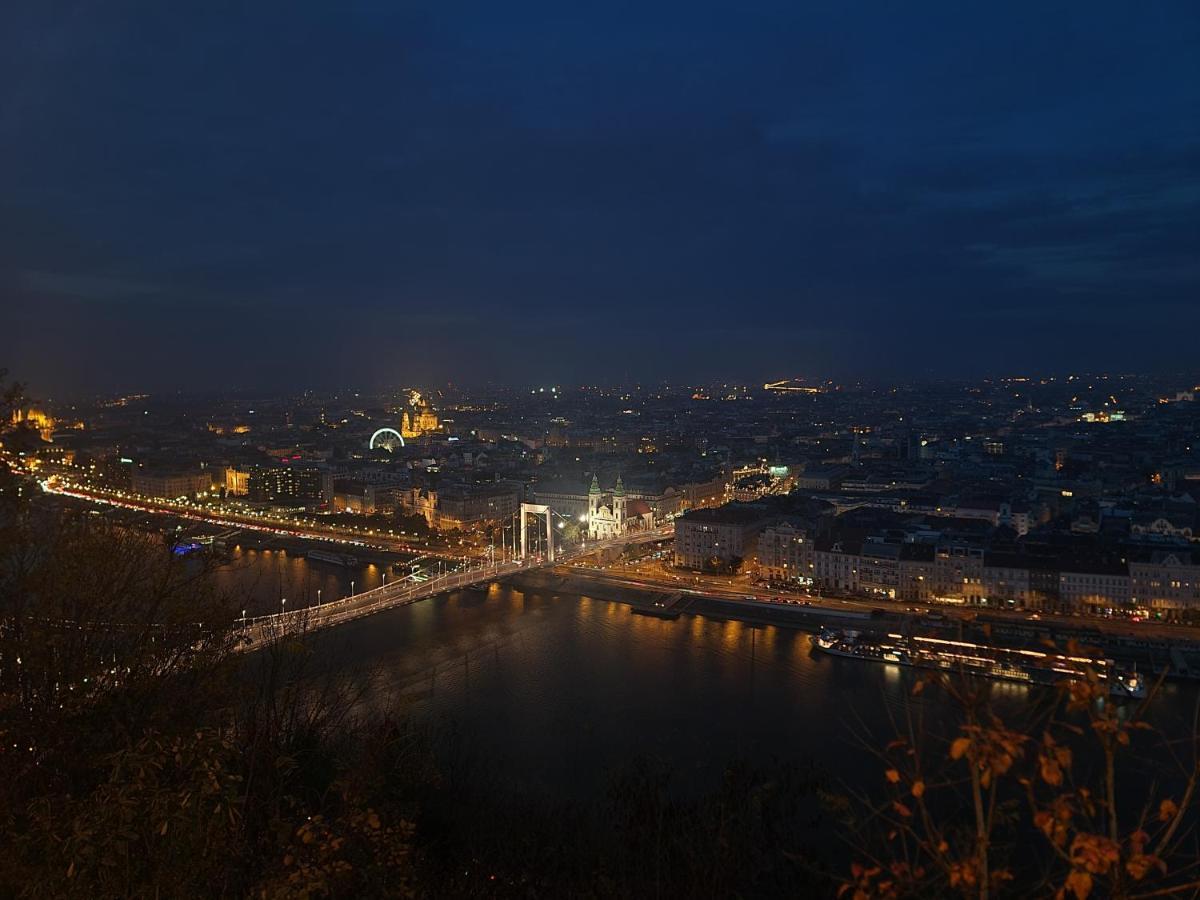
{"left": 248, "top": 465, "right": 324, "bottom": 505}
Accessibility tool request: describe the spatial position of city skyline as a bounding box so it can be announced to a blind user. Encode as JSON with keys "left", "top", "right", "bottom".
{"left": 3, "top": 1, "right": 1199, "bottom": 394}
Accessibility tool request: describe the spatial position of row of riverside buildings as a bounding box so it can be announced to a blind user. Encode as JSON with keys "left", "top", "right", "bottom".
{"left": 675, "top": 505, "right": 1200, "bottom": 619}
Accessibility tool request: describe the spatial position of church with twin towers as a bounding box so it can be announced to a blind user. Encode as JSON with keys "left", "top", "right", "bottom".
{"left": 530, "top": 473, "right": 658, "bottom": 546}
{"left": 588, "top": 473, "right": 632, "bottom": 540}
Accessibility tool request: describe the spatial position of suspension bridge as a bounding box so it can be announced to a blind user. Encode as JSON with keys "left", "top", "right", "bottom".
{"left": 239, "top": 520, "right": 673, "bottom": 645}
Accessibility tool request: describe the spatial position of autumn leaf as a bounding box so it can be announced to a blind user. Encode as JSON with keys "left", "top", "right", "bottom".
{"left": 950, "top": 737, "right": 971, "bottom": 760}
{"left": 911, "top": 780, "right": 925, "bottom": 798}
{"left": 1041, "top": 757, "right": 1063, "bottom": 786}
{"left": 1065, "top": 869, "right": 1092, "bottom": 899}
{"left": 1070, "top": 833, "right": 1120, "bottom": 874}
{"left": 893, "top": 801, "right": 912, "bottom": 818}
{"left": 1159, "top": 798, "right": 1179, "bottom": 823}
{"left": 885, "top": 769, "right": 901, "bottom": 784}
{"left": 1126, "top": 852, "right": 1165, "bottom": 881}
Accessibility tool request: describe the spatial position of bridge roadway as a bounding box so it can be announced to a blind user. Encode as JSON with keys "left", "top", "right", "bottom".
{"left": 241, "top": 525, "right": 673, "bottom": 645}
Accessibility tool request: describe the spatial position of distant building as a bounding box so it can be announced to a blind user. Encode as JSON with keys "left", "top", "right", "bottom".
{"left": 674, "top": 504, "right": 770, "bottom": 570}
{"left": 131, "top": 468, "right": 212, "bottom": 500}
{"left": 1131, "top": 512, "right": 1195, "bottom": 542}
{"left": 731, "top": 472, "right": 773, "bottom": 501}
{"left": 248, "top": 465, "right": 325, "bottom": 505}
{"left": 898, "top": 545, "right": 936, "bottom": 603}
{"left": 401, "top": 391, "right": 441, "bottom": 439}
{"left": 795, "top": 466, "right": 847, "bottom": 491}
{"left": 534, "top": 475, "right": 690, "bottom": 527}
{"left": 397, "top": 482, "right": 520, "bottom": 531}
{"left": 10, "top": 407, "right": 55, "bottom": 441}
{"left": 982, "top": 553, "right": 1032, "bottom": 608}
{"left": 931, "top": 544, "right": 986, "bottom": 604}
{"left": 224, "top": 467, "right": 250, "bottom": 496}
{"left": 762, "top": 379, "right": 825, "bottom": 394}
{"left": 925, "top": 499, "right": 1030, "bottom": 536}
{"left": 1058, "top": 566, "right": 1131, "bottom": 615}
{"left": 805, "top": 539, "right": 862, "bottom": 593}
{"left": 682, "top": 471, "right": 729, "bottom": 509}
{"left": 623, "top": 480, "right": 686, "bottom": 520}
{"left": 1131, "top": 551, "right": 1200, "bottom": 618}
{"left": 859, "top": 542, "right": 902, "bottom": 599}
{"left": 531, "top": 482, "right": 591, "bottom": 523}
{"left": 330, "top": 479, "right": 405, "bottom": 515}
{"left": 587, "top": 474, "right": 627, "bottom": 540}
{"left": 758, "top": 521, "right": 810, "bottom": 585}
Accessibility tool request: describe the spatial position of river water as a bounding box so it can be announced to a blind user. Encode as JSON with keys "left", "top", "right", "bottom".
{"left": 250, "top": 571, "right": 1199, "bottom": 802}
{"left": 212, "top": 546, "right": 417, "bottom": 615}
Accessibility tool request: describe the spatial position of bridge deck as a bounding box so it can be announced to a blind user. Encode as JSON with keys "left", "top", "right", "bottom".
{"left": 242, "top": 526, "right": 672, "bottom": 645}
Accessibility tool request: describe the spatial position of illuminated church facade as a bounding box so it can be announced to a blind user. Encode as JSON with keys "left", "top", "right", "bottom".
{"left": 587, "top": 474, "right": 654, "bottom": 540}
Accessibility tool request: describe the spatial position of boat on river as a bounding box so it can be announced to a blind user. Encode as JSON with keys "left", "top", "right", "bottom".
{"left": 812, "top": 627, "right": 1147, "bottom": 698}
{"left": 306, "top": 549, "right": 360, "bottom": 567}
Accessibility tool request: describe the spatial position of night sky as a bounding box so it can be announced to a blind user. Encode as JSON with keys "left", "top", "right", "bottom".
{"left": 2, "top": 2, "right": 1198, "bottom": 394}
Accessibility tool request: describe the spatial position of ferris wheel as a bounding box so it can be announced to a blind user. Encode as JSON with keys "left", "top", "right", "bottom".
{"left": 369, "top": 427, "right": 405, "bottom": 452}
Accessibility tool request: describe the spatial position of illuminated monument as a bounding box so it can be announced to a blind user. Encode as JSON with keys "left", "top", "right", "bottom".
{"left": 401, "top": 391, "right": 441, "bottom": 439}
{"left": 587, "top": 473, "right": 627, "bottom": 540}
{"left": 11, "top": 407, "right": 55, "bottom": 441}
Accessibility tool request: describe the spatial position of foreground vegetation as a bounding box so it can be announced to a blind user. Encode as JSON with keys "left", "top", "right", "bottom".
{"left": 835, "top": 667, "right": 1200, "bottom": 899}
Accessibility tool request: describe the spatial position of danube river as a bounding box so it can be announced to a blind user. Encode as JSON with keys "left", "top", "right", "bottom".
{"left": 212, "top": 546, "right": 418, "bottom": 615}
{"left": 236, "top": 569, "right": 1197, "bottom": 802}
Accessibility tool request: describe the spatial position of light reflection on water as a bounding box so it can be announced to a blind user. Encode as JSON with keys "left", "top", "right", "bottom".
{"left": 261, "top": 580, "right": 1199, "bottom": 800}
{"left": 297, "top": 584, "right": 923, "bottom": 797}
{"left": 211, "top": 547, "right": 400, "bottom": 613}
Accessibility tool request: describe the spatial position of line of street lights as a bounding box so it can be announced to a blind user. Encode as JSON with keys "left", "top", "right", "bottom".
{"left": 246, "top": 530, "right": 669, "bottom": 629}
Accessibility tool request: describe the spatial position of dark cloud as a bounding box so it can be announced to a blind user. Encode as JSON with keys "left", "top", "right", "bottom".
{"left": 1, "top": 0, "right": 1198, "bottom": 394}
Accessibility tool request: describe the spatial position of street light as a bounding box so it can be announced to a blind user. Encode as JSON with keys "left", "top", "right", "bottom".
{"left": 317, "top": 588, "right": 322, "bottom": 607}
{"left": 281, "top": 597, "right": 287, "bottom": 614}
{"left": 350, "top": 580, "right": 355, "bottom": 596}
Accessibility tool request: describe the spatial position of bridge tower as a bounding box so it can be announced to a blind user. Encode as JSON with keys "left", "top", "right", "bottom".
{"left": 519, "top": 502, "right": 555, "bottom": 562}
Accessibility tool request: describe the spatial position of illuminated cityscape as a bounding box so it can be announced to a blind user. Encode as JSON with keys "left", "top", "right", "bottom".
{"left": 3, "top": 2, "right": 1200, "bottom": 897}
{"left": 10, "top": 374, "right": 1200, "bottom": 622}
